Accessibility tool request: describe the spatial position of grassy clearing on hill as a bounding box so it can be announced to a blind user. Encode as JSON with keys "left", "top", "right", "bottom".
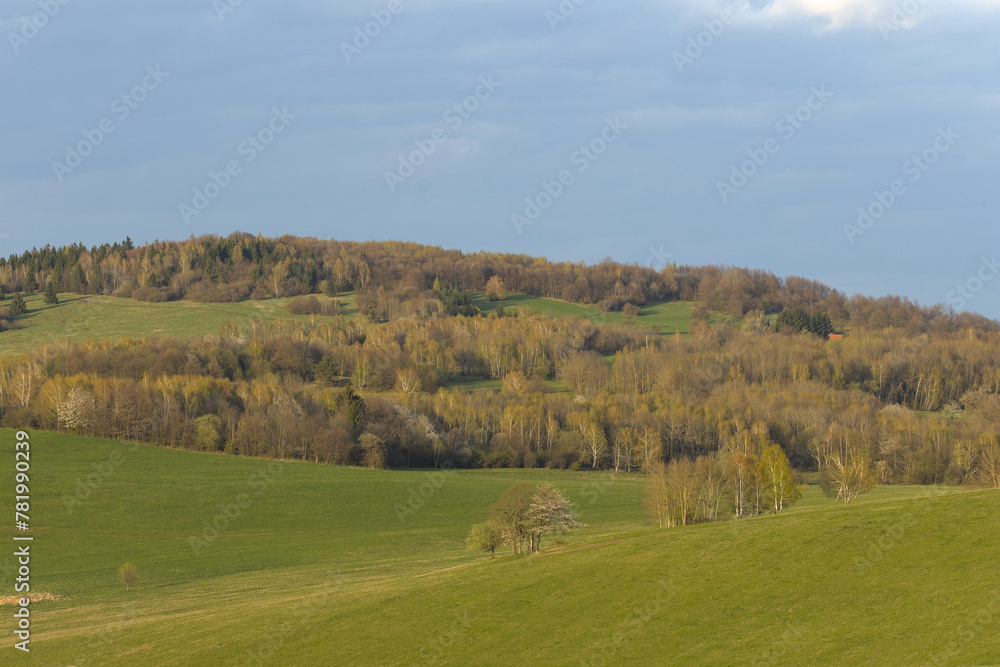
{"left": 8, "top": 427, "right": 1000, "bottom": 665}
{"left": 0, "top": 292, "right": 359, "bottom": 355}
{"left": 1, "top": 292, "right": 718, "bottom": 358}
{"left": 472, "top": 294, "right": 726, "bottom": 334}
{"left": 441, "top": 376, "right": 570, "bottom": 394}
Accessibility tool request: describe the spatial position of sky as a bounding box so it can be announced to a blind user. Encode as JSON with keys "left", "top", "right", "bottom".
{"left": 2, "top": 0, "right": 999, "bottom": 317}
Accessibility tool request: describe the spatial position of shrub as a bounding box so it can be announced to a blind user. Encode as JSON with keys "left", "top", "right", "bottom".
{"left": 597, "top": 296, "right": 627, "bottom": 312}
{"left": 623, "top": 303, "right": 641, "bottom": 317}
{"left": 287, "top": 295, "right": 340, "bottom": 316}
{"left": 186, "top": 280, "right": 249, "bottom": 303}
{"left": 524, "top": 451, "right": 540, "bottom": 469}
{"left": 133, "top": 287, "right": 170, "bottom": 302}
{"left": 591, "top": 326, "right": 630, "bottom": 356}
{"left": 360, "top": 432, "right": 386, "bottom": 470}
{"left": 2, "top": 408, "right": 37, "bottom": 429}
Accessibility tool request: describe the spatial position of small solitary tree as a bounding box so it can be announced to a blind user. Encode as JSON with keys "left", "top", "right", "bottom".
{"left": 466, "top": 522, "right": 503, "bottom": 558}
{"left": 119, "top": 563, "right": 139, "bottom": 592}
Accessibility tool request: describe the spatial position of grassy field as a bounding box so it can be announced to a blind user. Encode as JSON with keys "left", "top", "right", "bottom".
{"left": 0, "top": 292, "right": 358, "bottom": 356}
{"left": 473, "top": 293, "right": 727, "bottom": 334}
{"left": 1, "top": 291, "right": 718, "bottom": 357}
{"left": 7, "top": 428, "right": 1000, "bottom": 665}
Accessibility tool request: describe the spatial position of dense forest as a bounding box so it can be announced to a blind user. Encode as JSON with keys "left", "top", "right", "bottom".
{"left": 1, "top": 306, "right": 999, "bottom": 484}
{"left": 2, "top": 235, "right": 999, "bottom": 503}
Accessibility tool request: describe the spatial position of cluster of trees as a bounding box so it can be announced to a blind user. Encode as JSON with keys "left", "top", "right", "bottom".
{"left": 645, "top": 432, "right": 802, "bottom": 528}
{"left": 466, "top": 482, "right": 579, "bottom": 557}
{"left": 774, "top": 307, "right": 833, "bottom": 337}
{"left": 3, "top": 304, "right": 1000, "bottom": 487}
{"left": 4, "top": 234, "right": 997, "bottom": 330}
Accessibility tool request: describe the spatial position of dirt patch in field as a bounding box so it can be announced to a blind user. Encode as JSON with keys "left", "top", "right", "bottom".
{"left": 0, "top": 593, "right": 65, "bottom": 605}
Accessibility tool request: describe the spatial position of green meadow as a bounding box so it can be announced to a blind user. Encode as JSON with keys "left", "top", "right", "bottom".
{"left": 0, "top": 293, "right": 362, "bottom": 356}
{"left": 473, "top": 293, "right": 725, "bottom": 334}
{"left": 7, "top": 428, "right": 1000, "bottom": 665}
{"left": 1, "top": 292, "right": 718, "bottom": 357}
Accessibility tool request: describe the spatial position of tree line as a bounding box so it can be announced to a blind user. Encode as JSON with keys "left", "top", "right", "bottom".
{"left": 3, "top": 234, "right": 996, "bottom": 331}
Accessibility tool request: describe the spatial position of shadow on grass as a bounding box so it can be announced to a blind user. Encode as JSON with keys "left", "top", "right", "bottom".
{"left": 11, "top": 294, "right": 91, "bottom": 323}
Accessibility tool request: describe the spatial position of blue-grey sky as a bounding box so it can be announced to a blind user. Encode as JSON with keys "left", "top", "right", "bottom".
{"left": 2, "top": 0, "right": 999, "bottom": 317}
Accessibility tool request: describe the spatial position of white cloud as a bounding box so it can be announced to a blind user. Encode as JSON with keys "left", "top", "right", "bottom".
{"left": 743, "top": 0, "right": 1000, "bottom": 30}
{"left": 756, "top": 0, "right": 885, "bottom": 29}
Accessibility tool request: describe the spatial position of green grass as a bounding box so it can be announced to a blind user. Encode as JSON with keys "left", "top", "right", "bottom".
{"left": 441, "top": 376, "right": 570, "bottom": 394}
{"left": 441, "top": 376, "right": 504, "bottom": 393}
{"left": 473, "top": 294, "right": 727, "bottom": 334}
{"left": 1, "top": 291, "right": 722, "bottom": 358}
{"left": 0, "top": 292, "right": 358, "bottom": 355}
{"left": 8, "top": 427, "right": 1000, "bottom": 665}
{"left": 916, "top": 410, "right": 971, "bottom": 421}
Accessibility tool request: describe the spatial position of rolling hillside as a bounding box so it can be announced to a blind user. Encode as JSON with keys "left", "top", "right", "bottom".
{"left": 11, "top": 428, "right": 1000, "bottom": 666}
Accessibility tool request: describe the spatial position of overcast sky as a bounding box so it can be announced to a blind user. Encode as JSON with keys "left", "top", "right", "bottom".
{"left": 2, "top": 0, "right": 999, "bottom": 317}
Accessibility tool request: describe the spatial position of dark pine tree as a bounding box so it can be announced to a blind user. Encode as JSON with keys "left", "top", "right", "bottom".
{"left": 10, "top": 293, "right": 28, "bottom": 315}
{"left": 69, "top": 264, "right": 89, "bottom": 294}
{"left": 90, "top": 263, "right": 104, "bottom": 295}
{"left": 43, "top": 280, "right": 59, "bottom": 305}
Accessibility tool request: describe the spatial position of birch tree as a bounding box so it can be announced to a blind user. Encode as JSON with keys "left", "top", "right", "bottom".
{"left": 759, "top": 445, "right": 801, "bottom": 513}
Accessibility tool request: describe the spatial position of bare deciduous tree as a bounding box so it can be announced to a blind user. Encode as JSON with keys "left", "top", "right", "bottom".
{"left": 825, "top": 452, "right": 876, "bottom": 505}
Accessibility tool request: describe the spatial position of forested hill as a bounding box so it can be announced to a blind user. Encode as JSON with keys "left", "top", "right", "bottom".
{"left": 3, "top": 234, "right": 1000, "bottom": 494}
{"left": 0, "top": 233, "right": 995, "bottom": 333}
